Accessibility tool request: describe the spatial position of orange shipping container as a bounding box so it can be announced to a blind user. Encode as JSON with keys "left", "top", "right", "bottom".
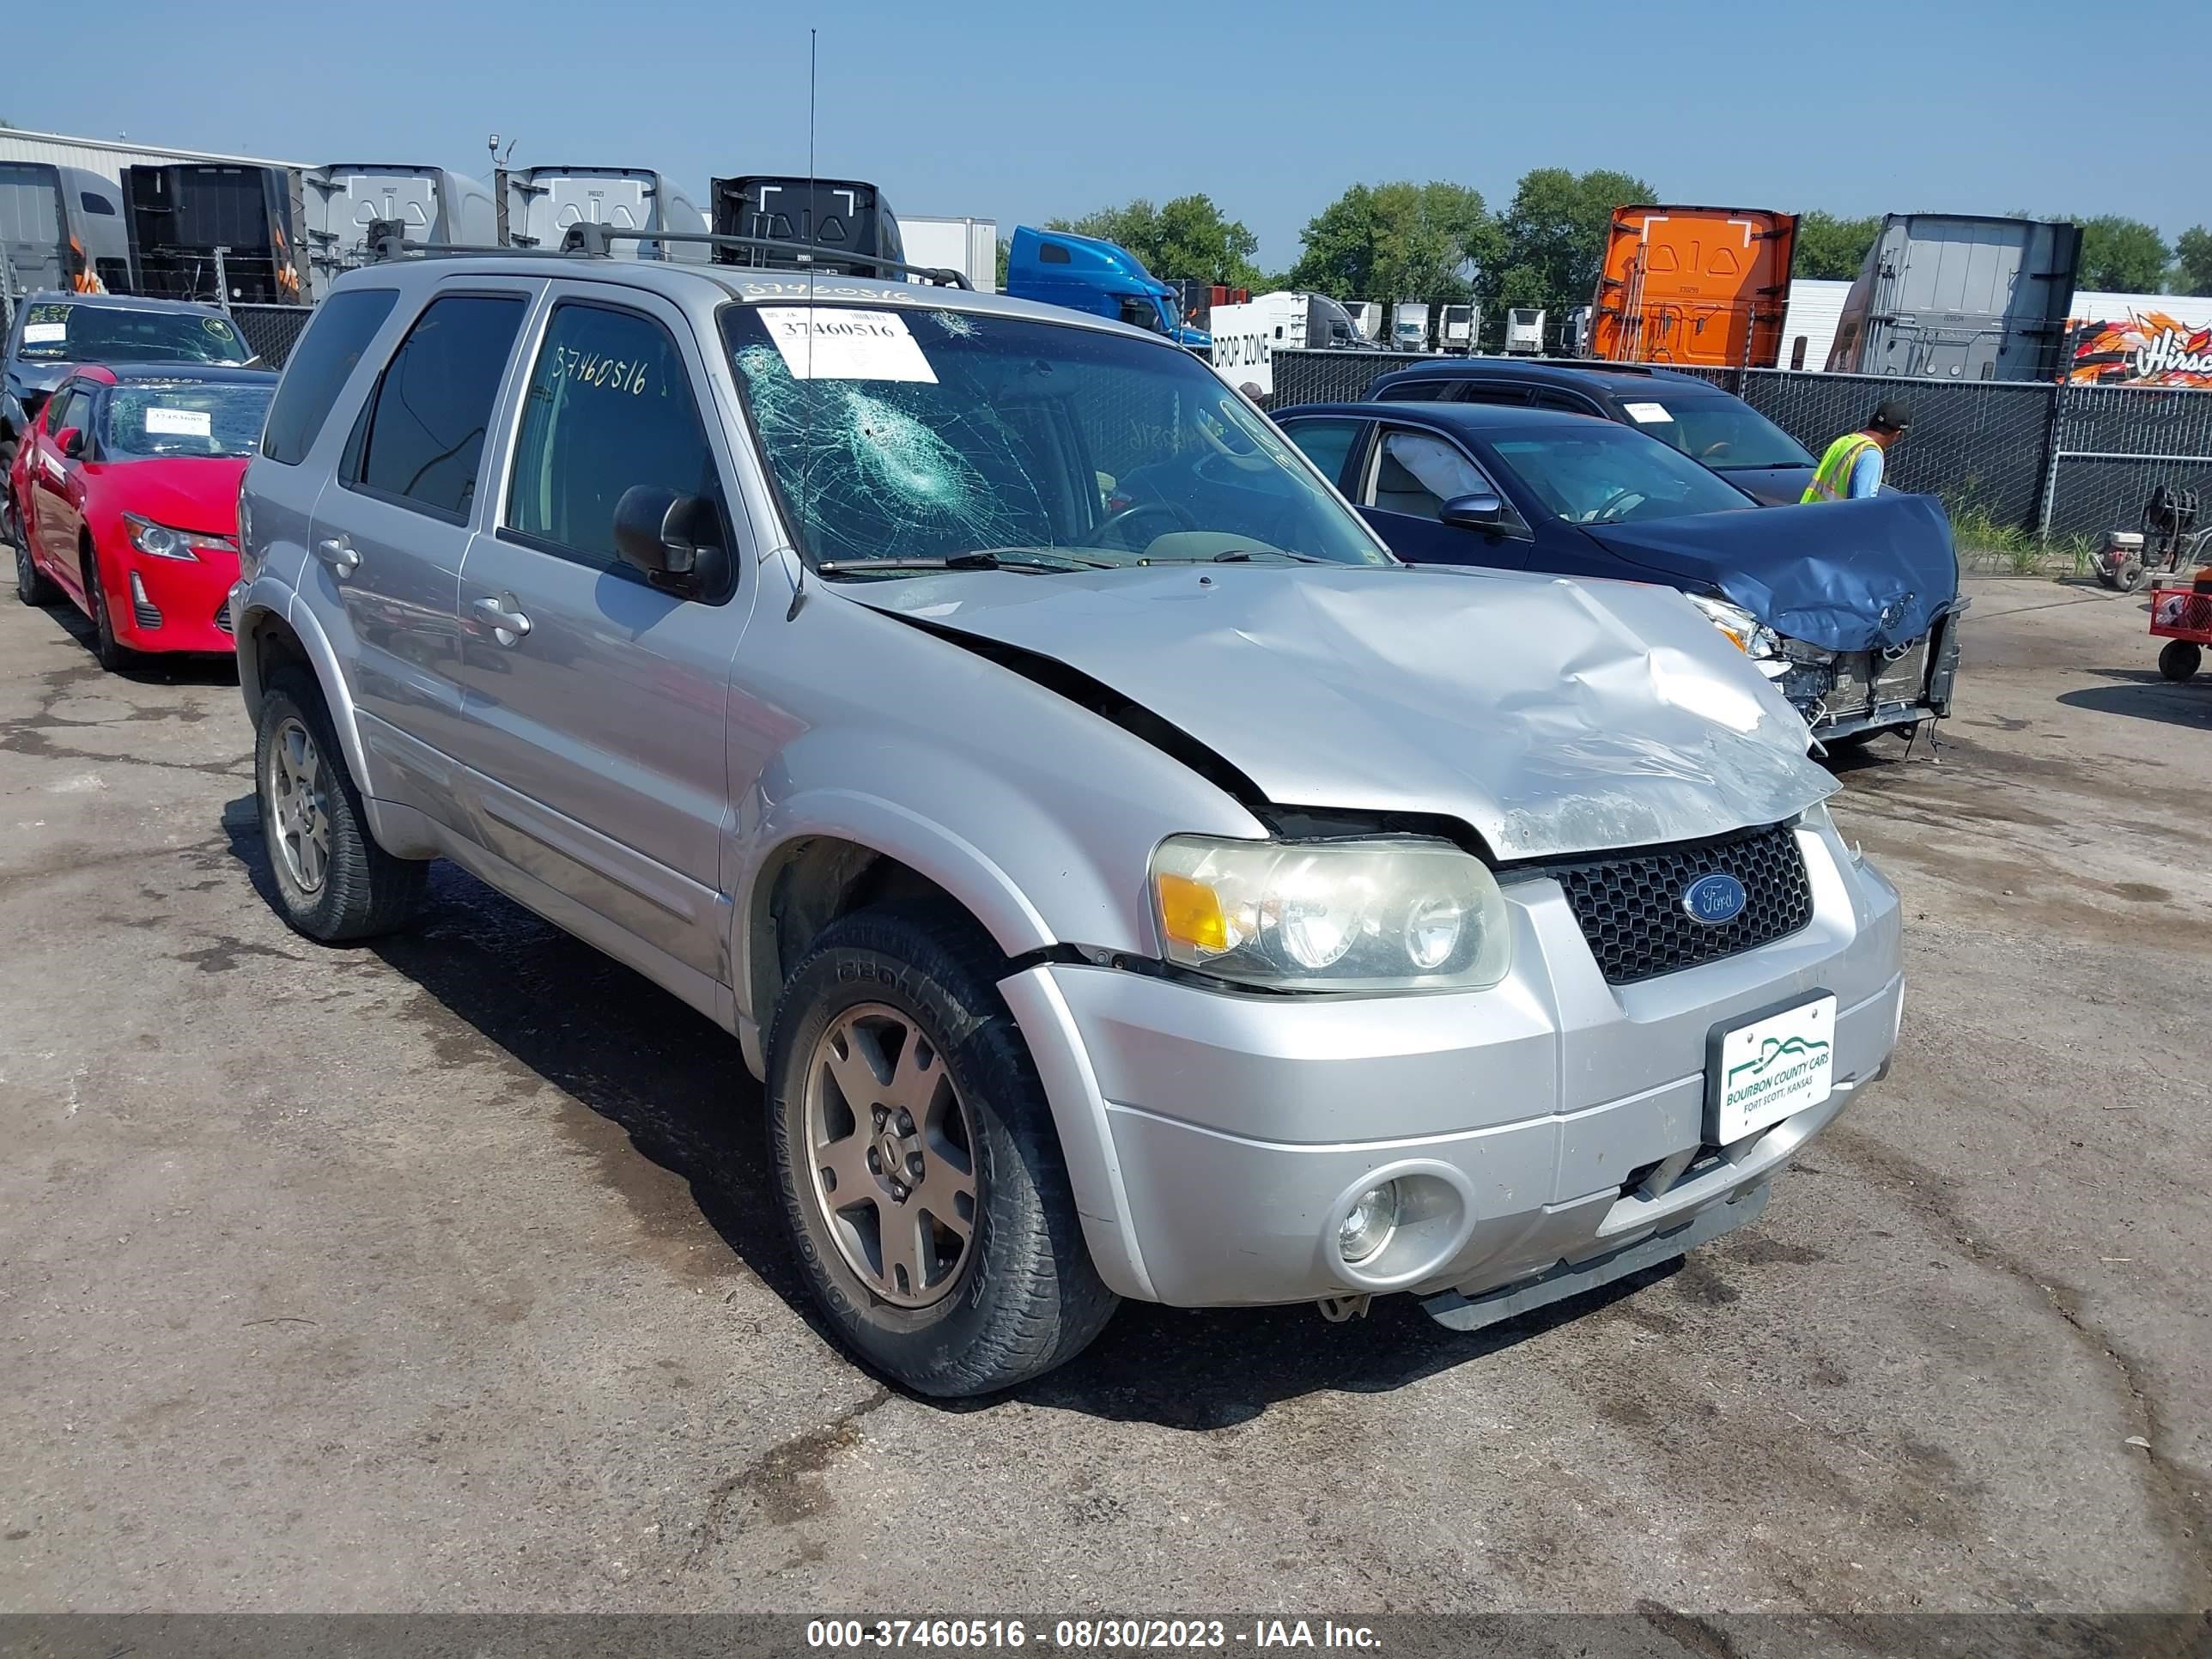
{"left": 1591, "top": 205, "right": 1797, "bottom": 368}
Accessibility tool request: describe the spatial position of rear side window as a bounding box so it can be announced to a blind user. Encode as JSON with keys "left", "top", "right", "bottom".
{"left": 1377, "top": 380, "right": 1447, "bottom": 402}
{"left": 261, "top": 288, "right": 399, "bottom": 465}
{"left": 505, "top": 301, "right": 724, "bottom": 578}
{"left": 350, "top": 293, "right": 526, "bottom": 521}
{"left": 1279, "top": 417, "right": 1364, "bottom": 491}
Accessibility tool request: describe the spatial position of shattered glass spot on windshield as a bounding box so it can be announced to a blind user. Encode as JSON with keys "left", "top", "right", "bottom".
{"left": 733, "top": 342, "right": 1041, "bottom": 562}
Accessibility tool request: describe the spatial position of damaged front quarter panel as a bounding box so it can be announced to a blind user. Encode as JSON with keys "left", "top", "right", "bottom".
{"left": 846, "top": 562, "right": 1837, "bottom": 862}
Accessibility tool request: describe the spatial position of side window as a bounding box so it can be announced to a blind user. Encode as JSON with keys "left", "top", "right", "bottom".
{"left": 261, "top": 287, "right": 400, "bottom": 465}
{"left": 1448, "top": 383, "right": 1531, "bottom": 406}
{"left": 350, "top": 293, "right": 526, "bottom": 521}
{"left": 505, "top": 301, "right": 724, "bottom": 579}
{"left": 1377, "top": 380, "right": 1446, "bottom": 403}
{"left": 1532, "top": 391, "right": 1596, "bottom": 416}
{"left": 1279, "top": 418, "right": 1364, "bottom": 492}
{"left": 1038, "top": 241, "right": 1073, "bottom": 264}
{"left": 46, "top": 386, "right": 86, "bottom": 441}
{"left": 80, "top": 191, "right": 118, "bottom": 216}
{"left": 1371, "top": 429, "right": 1495, "bottom": 520}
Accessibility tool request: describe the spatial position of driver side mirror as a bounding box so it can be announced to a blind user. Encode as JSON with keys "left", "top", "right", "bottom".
{"left": 1440, "top": 492, "right": 1508, "bottom": 532}
{"left": 613, "top": 485, "right": 726, "bottom": 597}
{"left": 57, "top": 428, "right": 86, "bottom": 460}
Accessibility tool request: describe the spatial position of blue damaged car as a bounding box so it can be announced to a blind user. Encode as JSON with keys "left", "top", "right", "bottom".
{"left": 1273, "top": 399, "right": 1964, "bottom": 749}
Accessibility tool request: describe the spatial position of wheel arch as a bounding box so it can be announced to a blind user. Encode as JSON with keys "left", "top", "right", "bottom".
{"left": 238, "top": 590, "right": 374, "bottom": 796}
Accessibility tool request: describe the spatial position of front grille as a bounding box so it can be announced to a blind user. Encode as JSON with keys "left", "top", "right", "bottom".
{"left": 1536, "top": 822, "right": 1814, "bottom": 986}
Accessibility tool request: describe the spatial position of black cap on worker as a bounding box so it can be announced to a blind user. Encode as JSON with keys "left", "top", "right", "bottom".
{"left": 1870, "top": 398, "right": 1912, "bottom": 433}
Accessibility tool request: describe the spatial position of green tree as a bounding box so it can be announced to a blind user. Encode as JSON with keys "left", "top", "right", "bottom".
{"left": 2075, "top": 216, "right": 2171, "bottom": 292}
{"left": 1046, "top": 194, "right": 1261, "bottom": 288}
{"left": 1794, "top": 211, "right": 1881, "bottom": 281}
{"left": 994, "top": 236, "right": 1010, "bottom": 291}
{"left": 1484, "top": 167, "right": 1654, "bottom": 325}
{"left": 2169, "top": 226, "right": 2212, "bottom": 297}
{"left": 1286, "top": 181, "right": 1494, "bottom": 310}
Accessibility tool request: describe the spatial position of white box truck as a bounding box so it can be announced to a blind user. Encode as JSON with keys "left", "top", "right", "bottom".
{"left": 898, "top": 215, "right": 999, "bottom": 292}
{"left": 1437, "top": 302, "right": 1477, "bottom": 353}
{"left": 1504, "top": 307, "right": 1547, "bottom": 355}
{"left": 1391, "top": 301, "right": 1430, "bottom": 352}
{"left": 1207, "top": 292, "right": 1368, "bottom": 396}
{"left": 1345, "top": 301, "right": 1382, "bottom": 343}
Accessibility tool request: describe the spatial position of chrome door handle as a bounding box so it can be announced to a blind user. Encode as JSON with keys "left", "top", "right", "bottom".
{"left": 313, "top": 537, "right": 359, "bottom": 576}
{"left": 471, "top": 593, "right": 532, "bottom": 641}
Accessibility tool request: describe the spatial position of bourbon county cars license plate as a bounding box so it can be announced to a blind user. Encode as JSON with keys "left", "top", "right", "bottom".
{"left": 1710, "top": 995, "right": 1836, "bottom": 1144}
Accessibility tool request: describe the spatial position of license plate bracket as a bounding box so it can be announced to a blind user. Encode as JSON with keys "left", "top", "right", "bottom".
{"left": 1705, "top": 992, "right": 1838, "bottom": 1145}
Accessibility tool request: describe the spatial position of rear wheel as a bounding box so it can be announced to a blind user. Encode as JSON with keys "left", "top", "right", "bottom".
{"left": 768, "top": 903, "right": 1116, "bottom": 1396}
{"left": 254, "top": 669, "right": 427, "bottom": 940}
{"left": 2159, "top": 641, "right": 2201, "bottom": 684}
{"left": 81, "top": 547, "right": 138, "bottom": 672}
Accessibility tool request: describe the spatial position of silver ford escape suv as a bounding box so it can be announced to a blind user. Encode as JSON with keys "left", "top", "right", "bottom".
{"left": 230, "top": 244, "right": 1904, "bottom": 1396}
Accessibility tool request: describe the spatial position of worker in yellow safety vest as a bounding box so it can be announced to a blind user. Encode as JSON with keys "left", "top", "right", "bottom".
{"left": 1802, "top": 399, "right": 1911, "bottom": 502}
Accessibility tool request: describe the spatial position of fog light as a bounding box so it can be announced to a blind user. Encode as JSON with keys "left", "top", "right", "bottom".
{"left": 1339, "top": 1182, "right": 1400, "bottom": 1264}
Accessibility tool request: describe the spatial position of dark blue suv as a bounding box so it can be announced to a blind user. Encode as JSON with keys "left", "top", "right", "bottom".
{"left": 1370, "top": 357, "right": 1818, "bottom": 507}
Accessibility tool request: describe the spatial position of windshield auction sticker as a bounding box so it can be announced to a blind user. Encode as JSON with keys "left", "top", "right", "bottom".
{"left": 1623, "top": 401, "right": 1673, "bottom": 423}
{"left": 145, "top": 408, "right": 213, "bottom": 437}
{"left": 758, "top": 307, "right": 938, "bottom": 383}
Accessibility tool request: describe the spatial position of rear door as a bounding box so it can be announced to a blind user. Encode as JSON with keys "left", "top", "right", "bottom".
{"left": 453, "top": 280, "right": 750, "bottom": 985}
{"left": 307, "top": 280, "right": 538, "bottom": 819}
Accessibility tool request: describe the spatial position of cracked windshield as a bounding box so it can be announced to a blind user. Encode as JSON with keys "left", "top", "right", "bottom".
{"left": 720, "top": 303, "right": 1392, "bottom": 572}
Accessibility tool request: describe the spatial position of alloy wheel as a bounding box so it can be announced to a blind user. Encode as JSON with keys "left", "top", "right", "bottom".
{"left": 264, "top": 715, "right": 333, "bottom": 895}
{"left": 802, "top": 1002, "right": 979, "bottom": 1308}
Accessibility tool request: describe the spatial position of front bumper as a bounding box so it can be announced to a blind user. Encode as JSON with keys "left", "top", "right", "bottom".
{"left": 1782, "top": 605, "right": 1967, "bottom": 739}
{"left": 103, "top": 545, "right": 240, "bottom": 653}
{"left": 1003, "top": 813, "right": 1903, "bottom": 1311}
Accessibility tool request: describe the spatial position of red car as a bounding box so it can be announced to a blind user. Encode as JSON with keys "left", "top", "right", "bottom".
{"left": 9, "top": 362, "right": 276, "bottom": 669}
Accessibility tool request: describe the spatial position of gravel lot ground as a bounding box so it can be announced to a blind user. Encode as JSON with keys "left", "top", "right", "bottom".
{"left": 0, "top": 574, "right": 2205, "bottom": 1620}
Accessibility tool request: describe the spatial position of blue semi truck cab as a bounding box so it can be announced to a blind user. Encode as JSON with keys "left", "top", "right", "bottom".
{"left": 1004, "top": 226, "right": 1210, "bottom": 349}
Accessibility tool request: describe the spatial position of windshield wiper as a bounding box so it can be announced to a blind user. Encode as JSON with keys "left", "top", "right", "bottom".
{"left": 1208, "top": 548, "right": 1333, "bottom": 564}
{"left": 817, "top": 548, "right": 1113, "bottom": 577}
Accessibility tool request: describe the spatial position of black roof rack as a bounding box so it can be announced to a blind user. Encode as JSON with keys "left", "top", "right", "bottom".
{"left": 363, "top": 220, "right": 970, "bottom": 290}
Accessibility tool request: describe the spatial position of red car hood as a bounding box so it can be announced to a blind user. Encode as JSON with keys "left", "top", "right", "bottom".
{"left": 87, "top": 457, "right": 250, "bottom": 538}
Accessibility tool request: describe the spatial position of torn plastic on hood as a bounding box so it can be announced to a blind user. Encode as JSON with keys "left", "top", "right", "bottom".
{"left": 1582, "top": 492, "right": 1959, "bottom": 653}
{"left": 848, "top": 563, "right": 1838, "bottom": 861}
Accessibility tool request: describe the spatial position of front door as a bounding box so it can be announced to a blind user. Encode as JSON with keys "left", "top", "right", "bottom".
{"left": 306, "top": 282, "right": 538, "bottom": 813}
{"left": 1358, "top": 425, "right": 1529, "bottom": 569}
{"left": 29, "top": 383, "right": 88, "bottom": 572}
{"left": 453, "top": 283, "right": 750, "bottom": 987}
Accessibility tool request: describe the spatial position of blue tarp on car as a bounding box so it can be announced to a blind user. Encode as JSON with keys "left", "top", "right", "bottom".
{"left": 1583, "top": 493, "right": 1959, "bottom": 654}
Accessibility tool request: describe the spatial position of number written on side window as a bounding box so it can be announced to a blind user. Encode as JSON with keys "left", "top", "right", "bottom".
{"left": 507, "top": 303, "right": 723, "bottom": 576}
{"left": 352, "top": 294, "right": 526, "bottom": 520}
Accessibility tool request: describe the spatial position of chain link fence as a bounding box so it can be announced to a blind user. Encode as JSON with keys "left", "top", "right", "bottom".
{"left": 230, "top": 303, "right": 313, "bottom": 369}
{"left": 1267, "top": 349, "right": 2212, "bottom": 544}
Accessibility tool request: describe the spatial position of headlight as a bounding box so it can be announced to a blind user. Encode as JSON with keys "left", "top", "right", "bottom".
{"left": 1687, "top": 592, "right": 1781, "bottom": 660}
{"left": 1150, "top": 835, "right": 1512, "bottom": 992}
{"left": 124, "top": 513, "right": 235, "bottom": 562}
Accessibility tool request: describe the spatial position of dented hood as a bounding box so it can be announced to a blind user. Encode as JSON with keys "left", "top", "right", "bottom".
{"left": 1581, "top": 492, "right": 1959, "bottom": 654}
{"left": 849, "top": 564, "right": 1836, "bottom": 860}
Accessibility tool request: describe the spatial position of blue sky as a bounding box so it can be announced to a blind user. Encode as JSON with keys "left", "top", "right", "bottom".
{"left": 13, "top": 0, "right": 2207, "bottom": 270}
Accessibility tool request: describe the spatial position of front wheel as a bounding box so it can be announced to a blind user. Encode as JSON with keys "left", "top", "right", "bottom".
{"left": 768, "top": 904, "right": 1116, "bottom": 1396}
{"left": 254, "top": 669, "right": 427, "bottom": 940}
{"left": 2159, "top": 640, "right": 2202, "bottom": 684}
{"left": 81, "top": 548, "right": 138, "bottom": 672}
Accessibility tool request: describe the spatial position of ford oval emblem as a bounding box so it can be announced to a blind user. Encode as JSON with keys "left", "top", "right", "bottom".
{"left": 1683, "top": 872, "right": 1747, "bottom": 927}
